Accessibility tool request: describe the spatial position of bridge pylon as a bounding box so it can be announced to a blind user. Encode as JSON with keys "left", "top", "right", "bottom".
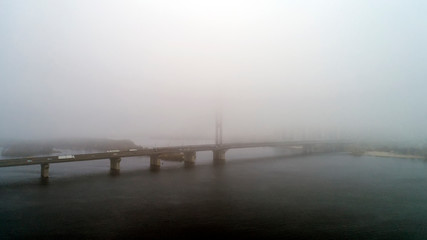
{"left": 215, "top": 110, "right": 223, "bottom": 145}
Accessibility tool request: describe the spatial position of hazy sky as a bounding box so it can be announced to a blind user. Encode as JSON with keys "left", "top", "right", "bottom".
{"left": 0, "top": 0, "right": 426, "bottom": 142}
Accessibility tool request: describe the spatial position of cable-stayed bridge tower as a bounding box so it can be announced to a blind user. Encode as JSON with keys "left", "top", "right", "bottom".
{"left": 215, "top": 110, "right": 223, "bottom": 145}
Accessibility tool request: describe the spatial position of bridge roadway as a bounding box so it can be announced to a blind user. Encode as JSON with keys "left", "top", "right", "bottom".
{"left": 0, "top": 141, "right": 340, "bottom": 179}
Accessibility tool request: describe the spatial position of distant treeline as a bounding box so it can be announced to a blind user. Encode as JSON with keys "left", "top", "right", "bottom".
{"left": 1, "top": 138, "right": 140, "bottom": 157}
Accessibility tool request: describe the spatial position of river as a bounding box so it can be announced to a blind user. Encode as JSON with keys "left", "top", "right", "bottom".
{"left": 1, "top": 147, "right": 427, "bottom": 239}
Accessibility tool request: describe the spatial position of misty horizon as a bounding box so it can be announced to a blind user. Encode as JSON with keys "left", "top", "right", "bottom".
{"left": 1, "top": 1, "right": 426, "bottom": 144}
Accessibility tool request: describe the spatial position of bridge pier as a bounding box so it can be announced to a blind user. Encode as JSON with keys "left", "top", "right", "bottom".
{"left": 110, "top": 157, "right": 121, "bottom": 175}
{"left": 213, "top": 149, "right": 227, "bottom": 165}
{"left": 184, "top": 151, "right": 196, "bottom": 168}
{"left": 41, "top": 163, "right": 49, "bottom": 179}
{"left": 150, "top": 155, "right": 161, "bottom": 171}
{"left": 303, "top": 144, "right": 313, "bottom": 155}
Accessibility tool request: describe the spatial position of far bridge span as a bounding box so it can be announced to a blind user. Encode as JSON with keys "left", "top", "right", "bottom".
{"left": 0, "top": 141, "right": 344, "bottom": 179}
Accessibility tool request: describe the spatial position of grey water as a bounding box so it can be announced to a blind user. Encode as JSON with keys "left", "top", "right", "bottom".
{"left": 1, "top": 150, "right": 427, "bottom": 239}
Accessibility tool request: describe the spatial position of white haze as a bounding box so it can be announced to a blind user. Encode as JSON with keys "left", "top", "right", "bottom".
{"left": 0, "top": 0, "right": 426, "bottom": 144}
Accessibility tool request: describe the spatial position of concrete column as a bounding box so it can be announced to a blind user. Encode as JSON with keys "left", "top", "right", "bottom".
{"left": 184, "top": 151, "right": 196, "bottom": 168}
{"left": 332, "top": 143, "right": 338, "bottom": 152}
{"left": 213, "top": 149, "right": 226, "bottom": 165}
{"left": 303, "top": 145, "right": 312, "bottom": 155}
{"left": 41, "top": 163, "right": 49, "bottom": 179}
{"left": 110, "top": 157, "right": 121, "bottom": 175}
{"left": 150, "top": 155, "right": 161, "bottom": 171}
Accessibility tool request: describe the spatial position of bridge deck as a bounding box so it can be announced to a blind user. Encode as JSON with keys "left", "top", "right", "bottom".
{"left": 0, "top": 141, "right": 333, "bottom": 168}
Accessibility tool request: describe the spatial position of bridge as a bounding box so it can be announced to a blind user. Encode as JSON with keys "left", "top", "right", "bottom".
{"left": 0, "top": 140, "right": 343, "bottom": 179}
{"left": 0, "top": 115, "right": 348, "bottom": 179}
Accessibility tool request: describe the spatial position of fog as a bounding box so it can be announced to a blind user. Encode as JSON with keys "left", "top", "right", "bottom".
{"left": 0, "top": 0, "right": 426, "bottom": 144}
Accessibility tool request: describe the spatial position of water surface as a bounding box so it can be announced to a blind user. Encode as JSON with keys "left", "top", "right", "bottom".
{"left": 1, "top": 151, "right": 426, "bottom": 239}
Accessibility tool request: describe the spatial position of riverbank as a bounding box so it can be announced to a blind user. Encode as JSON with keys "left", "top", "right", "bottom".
{"left": 364, "top": 151, "right": 425, "bottom": 160}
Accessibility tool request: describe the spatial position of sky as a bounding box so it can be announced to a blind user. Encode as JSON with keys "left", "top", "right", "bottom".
{"left": 0, "top": 0, "right": 426, "bottom": 143}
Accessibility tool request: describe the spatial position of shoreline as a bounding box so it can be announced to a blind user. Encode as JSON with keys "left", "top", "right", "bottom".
{"left": 364, "top": 151, "right": 425, "bottom": 160}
